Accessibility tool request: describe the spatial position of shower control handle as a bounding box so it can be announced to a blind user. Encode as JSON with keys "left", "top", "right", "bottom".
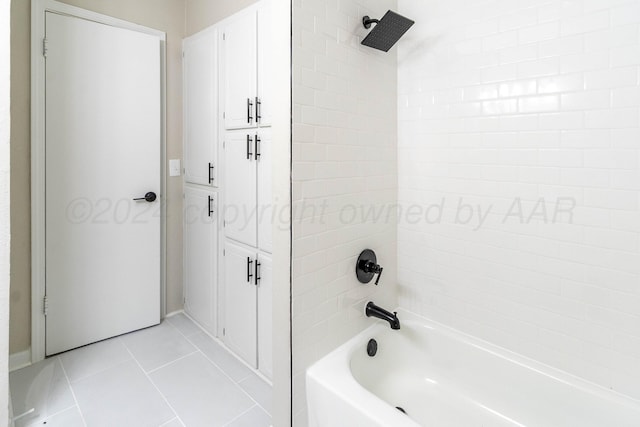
{"left": 356, "top": 249, "right": 384, "bottom": 285}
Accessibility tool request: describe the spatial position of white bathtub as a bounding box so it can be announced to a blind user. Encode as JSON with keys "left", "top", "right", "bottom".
{"left": 306, "top": 309, "right": 640, "bottom": 427}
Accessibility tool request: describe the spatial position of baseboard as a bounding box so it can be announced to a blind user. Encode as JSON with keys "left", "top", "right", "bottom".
{"left": 164, "top": 309, "right": 184, "bottom": 319}
{"left": 9, "top": 348, "right": 32, "bottom": 372}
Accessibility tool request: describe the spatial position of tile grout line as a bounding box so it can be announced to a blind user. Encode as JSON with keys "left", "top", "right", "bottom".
{"left": 57, "top": 356, "right": 89, "bottom": 427}
{"left": 220, "top": 404, "right": 260, "bottom": 427}
{"left": 236, "top": 377, "right": 272, "bottom": 416}
{"left": 170, "top": 316, "right": 272, "bottom": 418}
{"left": 130, "top": 319, "right": 265, "bottom": 424}
{"left": 61, "top": 338, "right": 135, "bottom": 384}
{"left": 122, "top": 344, "right": 184, "bottom": 427}
{"left": 145, "top": 349, "right": 200, "bottom": 375}
{"left": 159, "top": 416, "right": 185, "bottom": 427}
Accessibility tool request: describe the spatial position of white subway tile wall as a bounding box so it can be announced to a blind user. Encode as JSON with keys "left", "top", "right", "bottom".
{"left": 292, "top": 0, "right": 398, "bottom": 424}
{"left": 398, "top": 0, "right": 640, "bottom": 399}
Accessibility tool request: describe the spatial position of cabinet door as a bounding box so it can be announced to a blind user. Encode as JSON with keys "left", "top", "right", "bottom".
{"left": 184, "top": 187, "right": 218, "bottom": 335}
{"left": 183, "top": 30, "right": 218, "bottom": 186}
{"left": 223, "top": 9, "right": 257, "bottom": 130}
{"left": 256, "top": 253, "right": 272, "bottom": 380}
{"left": 224, "top": 131, "right": 257, "bottom": 246}
{"left": 256, "top": 128, "right": 272, "bottom": 253}
{"left": 257, "top": 3, "right": 271, "bottom": 127}
{"left": 223, "top": 240, "right": 257, "bottom": 367}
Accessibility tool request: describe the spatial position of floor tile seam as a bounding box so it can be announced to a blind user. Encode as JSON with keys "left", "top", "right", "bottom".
{"left": 179, "top": 319, "right": 256, "bottom": 385}
{"left": 172, "top": 313, "right": 272, "bottom": 415}
{"left": 158, "top": 416, "right": 186, "bottom": 427}
{"left": 177, "top": 313, "right": 260, "bottom": 373}
{"left": 219, "top": 404, "right": 259, "bottom": 427}
{"left": 144, "top": 349, "right": 200, "bottom": 375}
{"left": 166, "top": 315, "right": 202, "bottom": 339}
{"left": 57, "top": 357, "right": 89, "bottom": 427}
{"left": 123, "top": 345, "right": 181, "bottom": 424}
{"left": 183, "top": 346, "right": 268, "bottom": 416}
{"left": 62, "top": 355, "right": 134, "bottom": 385}
{"left": 161, "top": 317, "right": 202, "bottom": 345}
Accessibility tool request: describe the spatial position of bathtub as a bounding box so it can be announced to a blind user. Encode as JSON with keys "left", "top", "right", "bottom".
{"left": 306, "top": 309, "right": 640, "bottom": 427}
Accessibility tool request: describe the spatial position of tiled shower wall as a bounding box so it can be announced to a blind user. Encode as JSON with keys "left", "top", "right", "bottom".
{"left": 398, "top": 0, "right": 640, "bottom": 398}
{"left": 292, "top": 0, "right": 398, "bottom": 424}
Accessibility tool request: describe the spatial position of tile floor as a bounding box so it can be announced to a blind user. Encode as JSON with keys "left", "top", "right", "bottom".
{"left": 9, "top": 313, "right": 272, "bottom": 427}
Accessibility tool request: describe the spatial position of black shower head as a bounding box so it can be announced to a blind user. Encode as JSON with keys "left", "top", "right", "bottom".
{"left": 361, "top": 10, "right": 414, "bottom": 52}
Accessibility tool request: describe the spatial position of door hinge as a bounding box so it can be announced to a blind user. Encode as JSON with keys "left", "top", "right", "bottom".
{"left": 223, "top": 112, "right": 226, "bottom": 119}
{"left": 223, "top": 328, "right": 226, "bottom": 336}
{"left": 223, "top": 220, "right": 226, "bottom": 228}
{"left": 43, "top": 296, "right": 49, "bottom": 316}
{"left": 223, "top": 33, "right": 226, "bottom": 41}
{"left": 223, "top": 249, "right": 226, "bottom": 256}
{"left": 223, "top": 140, "right": 226, "bottom": 149}
{"left": 42, "top": 38, "right": 48, "bottom": 57}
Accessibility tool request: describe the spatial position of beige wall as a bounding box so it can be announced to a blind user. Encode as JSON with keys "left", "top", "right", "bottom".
{"left": 1, "top": 0, "right": 12, "bottom": 421}
{"left": 9, "top": 0, "right": 187, "bottom": 353}
{"left": 10, "top": 0, "right": 30, "bottom": 354}
{"left": 185, "top": 0, "right": 258, "bottom": 36}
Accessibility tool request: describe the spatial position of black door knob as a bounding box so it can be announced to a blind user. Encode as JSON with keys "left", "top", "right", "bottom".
{"left": 133, "top": 192, "right": 157, "bottom": 202}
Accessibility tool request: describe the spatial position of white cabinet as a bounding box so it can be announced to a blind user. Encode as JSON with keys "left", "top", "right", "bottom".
{"left": 183, "top": 0, "right": 272, "bottom": 382}
{"left": 223, "top": 128, "right": 271, "bottom": 253}
{"left": 222, "top": 3, "right": 271, "bottom": 129}
{"left": 183, "top": 29, "right": 218, "bottom": 186}
{"left": 257, "top": 128, "right": 272, "bottom": 253}
{"left": 224, "top": 130, "right": 258, "bottom": 247}
{"left": 222, "top": 240, "right": 272, "bottom": 379}
{"left": 257, "top": 253, "right": 272, "bottom": 380}
{"left": 222, "top": 10, "right": 257, "bottom": 129}
{"left": 183, "top": 186, "right": 218, "bottom": 335}
{"left": 223, "top": 240, "right": 257, "bottom": 366}
{"left": 257, "top": 3, "right": 272, "bottom": 127}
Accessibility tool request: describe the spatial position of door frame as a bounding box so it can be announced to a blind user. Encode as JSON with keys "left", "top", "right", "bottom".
{"left": 30, "top": 0, "right": 167, "bottom": 363}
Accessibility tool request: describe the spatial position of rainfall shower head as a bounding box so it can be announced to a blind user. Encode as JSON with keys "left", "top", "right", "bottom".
{"left": 361, "top": 10, "right": 414, "bottom": 52}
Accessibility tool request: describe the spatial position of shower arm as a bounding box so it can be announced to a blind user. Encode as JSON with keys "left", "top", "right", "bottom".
{"left": 362, "top": 16, "right": 380, "bottom": 29}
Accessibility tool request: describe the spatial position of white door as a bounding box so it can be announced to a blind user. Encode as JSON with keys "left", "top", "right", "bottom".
{"left": 223, "top": 9, "right": 257, "bottom": 130}
{"left": 223, "top": 241, "right": 257, "bottom": 367}
{"left": 184, "top": 187, "right": 218, "bottom": 335}
{"left": 45, "top": 13, "right": 161, "bottom": 355}
{"left": 257, "top": 128, "right": 272, "bottom": 253}
{"left": 257, "top": 2, "right": 272, "bottom": 127}
{"left": 224, "top": 131, "right": 257, "bottom": 246}
{"left": 257, "top": 253, "right": 272, "bottom": 380}
{"left": 183, "top": 29, "right": 218, "bottom": 186}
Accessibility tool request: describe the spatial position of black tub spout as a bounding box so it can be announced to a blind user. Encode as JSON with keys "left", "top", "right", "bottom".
{"left": 365, "top": 301, "right": 400, "bottom": 330}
